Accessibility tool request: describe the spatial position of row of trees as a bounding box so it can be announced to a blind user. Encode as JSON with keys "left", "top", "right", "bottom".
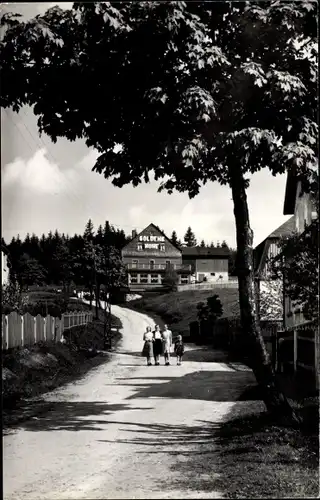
{"left": 171, "top": 226, "right": 230, "bottom": 249}
{"left": 3, "top": 220, "right": 129, "bottom": 318}
{"left": 1, "top": 1, "right": 317, "bottom": 421}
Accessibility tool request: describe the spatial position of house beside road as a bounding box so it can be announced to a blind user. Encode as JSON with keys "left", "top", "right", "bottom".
{"left": 254, "top": 216, "right": 295, "bottom": 326}
{"left": 282, "top": 168, "right": 317, "bottom": 326}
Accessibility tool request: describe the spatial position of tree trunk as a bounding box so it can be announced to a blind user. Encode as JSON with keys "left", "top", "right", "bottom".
{"left": 95, "top": 283, "right": 101, "bottom": 320}
{"left": 229, "top": 168, "right": 300, "bottom": 424}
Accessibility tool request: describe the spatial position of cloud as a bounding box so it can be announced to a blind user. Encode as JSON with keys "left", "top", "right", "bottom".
{"left": 2, "top": 148, "right": 76, "bottom": 195}
{"left": 2, "top": 140, "right": 290, "bottom": 253}
{"left": 128, "top": 205, "right": 147, "bottom": 225}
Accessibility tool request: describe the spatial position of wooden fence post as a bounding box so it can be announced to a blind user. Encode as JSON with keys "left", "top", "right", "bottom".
{"left": 293, "top": 327, "right": 297, "bottom": 373}
{"left": 21, "top": 315, "right": 24, "bottom": 347}
{"left": 61, "top": 314, "right": 65, "bottom": 335}
{"left": 34, "top": 316, "right": 37, "bottom": 344}
{"left": 315, "top": 327, "right": 319, "bottom": 390}
{"left": 51, "top": 317, "right": 55, "bottom": 341}
{"left": 5, "top": 316, "right": 9, "bottom": 350}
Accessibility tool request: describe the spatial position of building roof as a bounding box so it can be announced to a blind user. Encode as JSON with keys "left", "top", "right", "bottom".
{"left": 283, "top": 169, "right": 298, "bottom": 215}
{"left": 122, "top": 223, "right": 182, "bottom": 253}
{"left": 268, "top": 216, "right": 295, "bottom": 238}
{"left": 253, "top": 216, "right": 295, "bottom": 273}
{"left": 181, "top": 246, "right": 230, "bottom": 257}
{"left": 1, "top": 243, "right": 9, "bottom": 255}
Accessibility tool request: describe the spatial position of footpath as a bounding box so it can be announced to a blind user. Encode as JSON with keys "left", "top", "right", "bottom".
{"left": 6, "top": 305, "right": 312, "bottom": 499}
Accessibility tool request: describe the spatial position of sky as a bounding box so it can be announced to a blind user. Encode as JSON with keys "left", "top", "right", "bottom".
{"left": 1, "top": 2, "right": 292, "bottom": 248}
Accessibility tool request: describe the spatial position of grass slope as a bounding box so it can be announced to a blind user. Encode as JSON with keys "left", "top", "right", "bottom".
{"left": 173, "top": 407, "right": 319, "bottom": 498}
{"left": 128, "top": 288, "right": 239, "bottom": 337}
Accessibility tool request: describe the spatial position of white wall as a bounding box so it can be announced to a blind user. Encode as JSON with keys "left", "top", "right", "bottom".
{"left": 294, "top": 180, "right": 314, "bottom": 234}
{"left": 196, "top": 271, "right": 229, "bottom": 282}
{"left": 285, "top": 180, "right": 315, "bottom": 325}
{"left": 1, "top": 251, "right": 9, "bottom": 286}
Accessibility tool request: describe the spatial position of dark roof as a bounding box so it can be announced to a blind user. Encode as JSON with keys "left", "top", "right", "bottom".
{"left": 181, "top": 246, "right": 230, "bottom": 257}
{"left": 253, "top": 216, "right": 295, "bottom": 273}
{"left": 1, "top": 244, "right": 9, "bottom": 255}
{"left": 122, "top": 223, "right": 182, "bottom": 252}
{"left": 283, "top": 169, "right": 298, "bottom": 215}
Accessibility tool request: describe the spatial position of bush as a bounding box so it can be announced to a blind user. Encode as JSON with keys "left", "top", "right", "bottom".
{"left": 162, "top": 266, "right": 179, "bottom": 292}
{"left": 20, "top": 291, "right": 69, "bottom": 318}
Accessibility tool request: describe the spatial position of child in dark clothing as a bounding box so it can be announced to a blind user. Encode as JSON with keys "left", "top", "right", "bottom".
{"left": 174, "top": 335, "right": 185, "bottom": 365}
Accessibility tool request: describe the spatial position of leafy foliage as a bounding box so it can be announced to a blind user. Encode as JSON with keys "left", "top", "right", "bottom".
{"left": 259, "top": 280, "right": 283, "bottom": 321}
{"left": 1, "top": 280, "right": 28, "bottom": 314}
{"left": 163, "top": 264, "right": 179, "bottom": 292}
{"left": 270, "top": 219, "right": 318, "bottom": 320}
{"left": 196, "top": 294, "right": 224, "bottom": 324}
{"left": 0, "top": 2, "right": 317, "bottom": 194}
{"left": 15, "top": 253, "right": 47, "bottom": 289}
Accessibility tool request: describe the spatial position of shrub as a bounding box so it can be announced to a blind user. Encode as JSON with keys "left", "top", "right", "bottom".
{"left": 163, "top": 265, "right": 179, "bottom": 292}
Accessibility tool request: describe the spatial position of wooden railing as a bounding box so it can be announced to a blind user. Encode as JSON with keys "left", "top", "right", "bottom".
{"left": 177, "top": 280, "right": 238, "bottom": 291}
{"left": 276, "top": 320, "right": 318, "bottom": 387}
{"left": 127, "top": 263, "right": 191, "bottom": 271}
{"left": 1, "top": 310, "right": 93, "bottom": 350}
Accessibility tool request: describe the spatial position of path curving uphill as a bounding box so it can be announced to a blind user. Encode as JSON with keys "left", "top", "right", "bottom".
{"left": 3, "top": 305, "right": 263, "bottom": 499}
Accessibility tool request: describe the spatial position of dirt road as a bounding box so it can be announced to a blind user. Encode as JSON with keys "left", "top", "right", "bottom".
{"left": 3, "top": 306, "right": 263, "bottom": 499}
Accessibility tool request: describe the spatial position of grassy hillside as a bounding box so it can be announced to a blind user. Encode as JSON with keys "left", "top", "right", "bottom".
{"left": 128, "top": 288, "right": 240, "bottom": 337}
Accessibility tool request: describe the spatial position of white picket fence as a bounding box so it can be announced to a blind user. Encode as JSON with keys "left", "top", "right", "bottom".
{"left": 177, "top": 279, "right": 238, "bottom": 291}
{"left": 1, "top": 310, "right": 93, "bottom": 350}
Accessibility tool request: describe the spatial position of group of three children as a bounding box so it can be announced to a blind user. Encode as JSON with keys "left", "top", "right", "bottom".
{"left": 142, "top": 324, "right": 185, "bottom": 366}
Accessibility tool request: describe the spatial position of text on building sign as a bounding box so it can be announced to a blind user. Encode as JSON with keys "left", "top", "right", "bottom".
{"left": 139, "top": 235, "right": 165, "bottom": 242}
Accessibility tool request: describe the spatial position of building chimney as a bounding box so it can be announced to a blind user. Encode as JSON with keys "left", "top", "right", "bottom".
{"left": 132, "top": 229, "right": 137, "bottom": 239}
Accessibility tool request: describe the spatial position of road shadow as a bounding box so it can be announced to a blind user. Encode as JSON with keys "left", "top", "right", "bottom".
{"left": 120, "top": 370, "right": 260, "bottom": 402}
{"left": 182, "top": 347, "right": 229, "bottom": 363}
{"left": 97, "top": 419, "right": 220, "bottom": 449}
{"left": 3, "top": 401, "right": 154, "bottom": 433}
{"left": 96, "top": 411, "right": 319, "bottom": 498}
{"left": 118, "top": 347, "right": 229, "bottom": 363}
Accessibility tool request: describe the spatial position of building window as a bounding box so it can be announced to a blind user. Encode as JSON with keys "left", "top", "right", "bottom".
{"left": 160, "top": 244, "right": 165, "bottom": 251}
{"left": 150, "top": 260, "right": 155, "bottom": 270}
{"left": 140, "top": 273, "right": 148, "bottom": 284}
{"left": 132, "top": 259, "right": 138, "bottom": 269}
{"left": 166, "top": 260, "right": 171, "bottom": 268}
{"left": 150, "top": 274, "right": 159, "bottom": 284}
{"left": 129, "top": 273, "right": 138, "bottom": 284}
{"left": 137, "top": 244, "right": 143, "bottom": 251}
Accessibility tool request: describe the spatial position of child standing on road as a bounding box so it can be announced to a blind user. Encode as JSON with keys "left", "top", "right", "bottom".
{"left": 174, "top": 335, "right": 185, "bottom": 366}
